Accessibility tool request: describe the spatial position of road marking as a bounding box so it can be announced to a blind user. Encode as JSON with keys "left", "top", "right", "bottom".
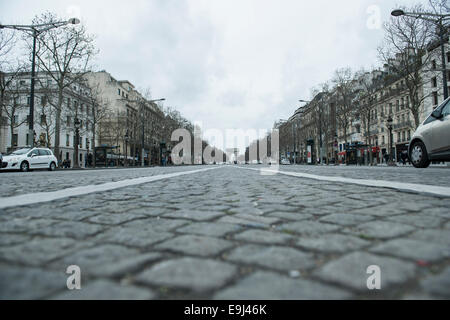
{"left": 0, "top": 167, "right": 220, "bottom": 210}
{"left": 238, "top": 167, "right": 450, "bottom": 198}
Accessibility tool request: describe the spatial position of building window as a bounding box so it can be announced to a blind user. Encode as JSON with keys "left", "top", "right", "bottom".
{"left": 67, "top": 116, "right": 71, "bottom": 126}
{"left": 13, "top": 115, "right": 19, "bottom": 124}
{"left": 66, "top": 134, "right": 70, "bottom": 147}
{"left": 407, "top": 130, "right": 411, "bottom": 140}
{"left": 118, "top": 89, "right": 121, "bottom": 96}
{"left": 447, "top": 51, "right": 450, "bottom": 63}
{"left": 433, "top": 92, "right": 438, "bottom": 106}
{"left": 12, "top": 134, "right": 18, "bottom": 146}
{"left": 431, "top": 60, "right": 437, "bottom": 70}
{"left": 40, "top": 114, "right": 46, "bottom": 125}
{"left": 382, "top": 136, "right": 385, "bottom": 145}
{"left": 432, "top": 77, "right": 437, "bottom": 88}
{"left": 41, "top": 96, "right": 47, "bottom": 106}
{"left": 402, "top": 131, "right": 405, "bottom": 141}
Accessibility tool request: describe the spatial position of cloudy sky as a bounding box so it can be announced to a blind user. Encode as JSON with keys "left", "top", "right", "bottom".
{"left": 1, "top": 0, "right": 418, "bottom": 152}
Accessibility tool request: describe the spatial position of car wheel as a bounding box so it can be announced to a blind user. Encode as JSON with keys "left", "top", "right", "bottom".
{"left": 20, "top": 161, "right": 30, "bottom": 172}
{"left": 49, "top": 162, "right": 56, "bottom": 171}
{"left": 410, "top": 141, "right": 431, "bottom": 168}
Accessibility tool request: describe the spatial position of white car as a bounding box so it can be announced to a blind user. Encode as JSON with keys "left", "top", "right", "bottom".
{"left": 1, "top": 147, "right": 58, "bottom": 172}
{"left": 281, "top": 158, "right": 291, "bottom": 165}
{"left": 409, "top": 97, "right": 450, "bottom": 168}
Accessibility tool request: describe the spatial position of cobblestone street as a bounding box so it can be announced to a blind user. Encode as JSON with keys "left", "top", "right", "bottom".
{"left": 0, "top": 165, "right": 450, "bottom": 300}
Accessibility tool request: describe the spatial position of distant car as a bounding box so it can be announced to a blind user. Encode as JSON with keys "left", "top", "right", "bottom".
{"left": 0, "top": 152, "right": 3, "bottom": 170}
{"left": 281, "top": 158, "right": 291, "bottom": 165}
{"left": 0, "top": 147, "right": 58, "bottom": 172}
{"left": 409, "top": 97, "right": 450, "bottom": 168}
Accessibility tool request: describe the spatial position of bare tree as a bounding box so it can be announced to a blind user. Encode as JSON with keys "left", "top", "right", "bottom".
{"left": 332, "top": 68, "right": 356, "bottom": 144}
{"left": 355, "top": 69, "right": 385, "bottom": 165}
{"left": 84, "top": 81, "right": 111, "bottom": 166}
{"left": 2, "top": 80, "right": 29, "bottom": 147}
{"left": 0, "top": 29, "right": 19, "bottom": 147}
{"left": 26, "top": 12, "right": 97, "bottom": 161}
{"left": 37, "top": 94, "right": 56, "bottom": 147}
{"left": 378, "top": 4, "right": 435, "bottom": 128}
{"left": 0, "top": 29, "right": 16, "bottom": 66}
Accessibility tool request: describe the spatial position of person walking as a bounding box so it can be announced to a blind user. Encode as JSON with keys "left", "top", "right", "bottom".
{"left": 401, "top": 151, "right": 407, "bottom": 166}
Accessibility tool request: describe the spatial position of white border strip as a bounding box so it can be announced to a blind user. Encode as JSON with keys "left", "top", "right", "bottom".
{"left": 238, "top": 167, "right": 450, "bottom": 198}
{"left": 0, "top": 167, "right": 220, "bottom": 210}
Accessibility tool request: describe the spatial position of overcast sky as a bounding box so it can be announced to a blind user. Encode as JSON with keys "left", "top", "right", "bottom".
{"left": 1, "top": 0, "right": 418, "bottom": 152}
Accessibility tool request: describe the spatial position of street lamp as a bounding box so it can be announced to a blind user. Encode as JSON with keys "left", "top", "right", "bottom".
{"left": 391, "top": 8, "right": 450, "bottom": 99}
{"left": 124, "top": 130, "right": 129, "bottom": 167}
{"left": 386, "top": 115, "right": 396, "bottom": 166}
{"left": 73, "top": 117, "right": 81, "bottom": 169}
{"left": 0, "top": 18, "right": 80, "bottom": 147}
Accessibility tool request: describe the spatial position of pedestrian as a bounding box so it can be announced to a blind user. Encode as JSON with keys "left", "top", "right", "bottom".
{"left": 401, "top": 151, "right": 407, "bottom": 165}
{"left": 384, "top": 153, "right": 389, "bottom": 164}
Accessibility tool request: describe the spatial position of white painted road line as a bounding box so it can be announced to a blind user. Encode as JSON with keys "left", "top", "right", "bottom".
{"left": 0, "top": 167, "right": 220, "bottom": 210}
{"left": 238, "top": 167, "right": 450, "bottom": 198}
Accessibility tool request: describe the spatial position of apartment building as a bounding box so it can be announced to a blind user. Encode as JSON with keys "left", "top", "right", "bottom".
{"left": 85, "top": 71, "right": 165, "bottom": 166}
{"left": 0, "top": 72, "right": 94, "bottom": 167}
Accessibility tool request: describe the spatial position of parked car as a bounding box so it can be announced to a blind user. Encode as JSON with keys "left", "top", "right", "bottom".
{"left": 409, "top": 97, "right": 450, "bottom": 168}
{"left": 281, "top": 158, "right": 291, "bottom": 165}
{"left": 0, "top": 147, "right": 58, "bottom": 172}
{"left": 0, "top": 152, "right": 3, "bottom": 170}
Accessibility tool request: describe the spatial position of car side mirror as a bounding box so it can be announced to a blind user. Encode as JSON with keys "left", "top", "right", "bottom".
{"left": 431, "top": 109, "right": 443, "bottom": 119}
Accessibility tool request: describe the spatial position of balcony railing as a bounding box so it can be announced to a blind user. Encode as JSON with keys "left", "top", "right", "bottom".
{"left": 393, "top": 121, "right": 413, "bottom": 130}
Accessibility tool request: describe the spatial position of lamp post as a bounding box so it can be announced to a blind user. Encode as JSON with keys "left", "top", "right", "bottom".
{"left": 0, "top": 18, "right": 80, "bottom": 147}
{"left": 334, "top": 134, "right": 338, "bottom": 166}
{"left": 386, "top": 115, "right": 396, "bottom": 166}
{"left": 73, "top": 117, "right": 80, "bottom": 169}
{"left": 124, "top": 130, "right": 129, "bottom": 167}
{"left": 391, "top": 9, "right": 450, "bottom": 99}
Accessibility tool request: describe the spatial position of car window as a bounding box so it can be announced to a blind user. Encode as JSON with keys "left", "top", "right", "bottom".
{"left": 28, "top": 149, "right": 39, "bottom": 157}
{"left": 10, "top": 148, "right": 31, "bottom": 155}
{"left": 38, "top": 149, "right": 50, "bottom": 156}
{"left": 442, "top": 99, "right": 450, "bottom": 117}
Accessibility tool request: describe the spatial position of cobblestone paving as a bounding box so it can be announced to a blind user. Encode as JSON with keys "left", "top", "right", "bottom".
{"left": 0, "top": 165, "right": 449, "bottom": 299}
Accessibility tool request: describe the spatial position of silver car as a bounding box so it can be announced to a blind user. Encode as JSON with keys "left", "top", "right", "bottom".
{"left": 409, "top": 97, "right": 450, "bottom": 168}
